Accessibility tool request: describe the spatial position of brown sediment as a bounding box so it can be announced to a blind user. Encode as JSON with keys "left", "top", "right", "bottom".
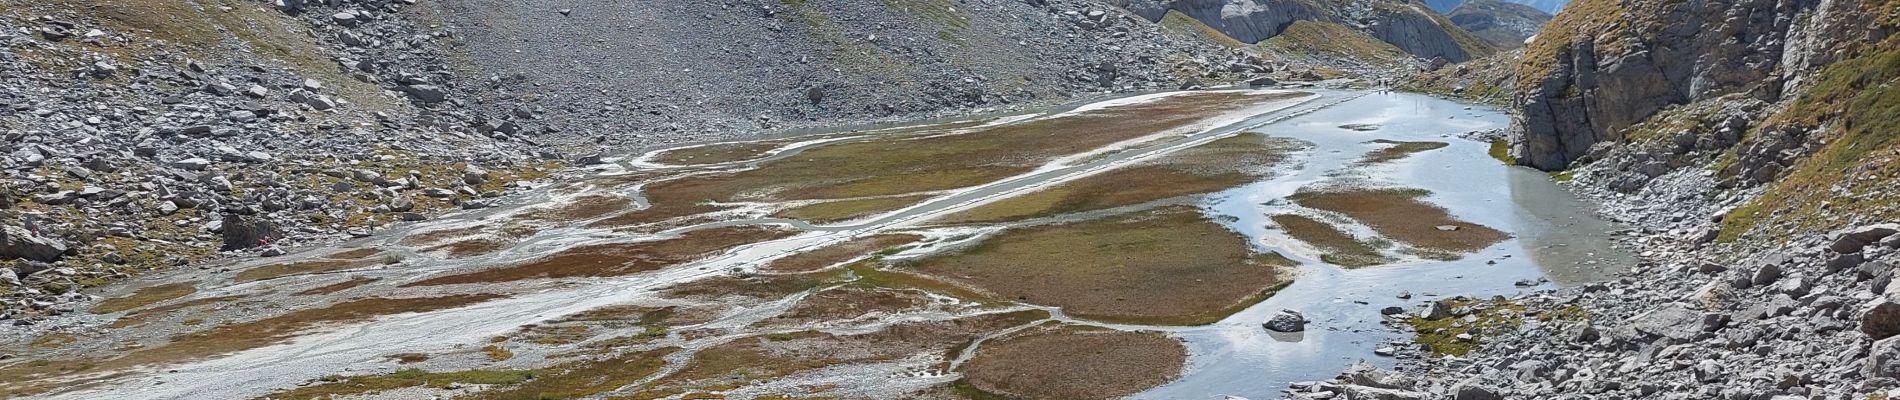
{"left": 424, "top": 238, "right": 512, "bottom": 259}
{"left": 232, "top": 260, "right": 360, "bottom": 283}
{"left": 906, "top": 206, "right": 1286, "bottom": 325}
{"left": 90, "top": 282, "right": 196, "bottom": 314}
{"left": 958, "top": 324, "right": 1186, "bottom": 400}
{"left": 1359, "top": 140, "right": 1450, "bottom": 164}
{"left": 636, "top": 310, "right": 1048, "bottom": 396}
{"left": 758, "top": 286, "right": 936, "bottom": 328}
{"left": 660, "top": 270, "right": 846, "bottom": 302}
{"left": 941, "top": 133, "right": 1301, "bottom": 224}
{"left": 589, "top": 92, "right": 1295, "bottom": 228}
{"left": 1271, "top": 214, "right": 1395, "bottom": 268}
{"left": 517, "top": 195, "right": 633, "bottom": 222}
{"left": 264, "top": 348, "right": 676, "bottom": 400}
{"left": 649, "top": 141, "right": 788, "bottom": 165}
{"left": 296, "top": 276, "right": 380, "bottom": 296}
{"left": 404, "top": 226, "right": 798, "bottom": 287}
{"left": 106, "top": 295, "right": 247, "bottom": 329}
{"left": 326, "top": 248, "right": 385, "bottom": 260}
{"left": 763, "top": 234, "right": 922, "bottom": 273}
{"left": 0, "top": 294, "right": 503, "bottom": 395}
{"left": 519, "top": 305, "right": 677, "bottom": 347}
{"left": 398, "top": 225, "right": 489, "bottom": 246}
{"left": 774, "top": 195, "right": 934, "bottom": 223}
{"left": 1290, "top": 188, "right": 1510, "bottom": 253}
{"left": 233, "top": 247, "right": 391, "bottom": 282}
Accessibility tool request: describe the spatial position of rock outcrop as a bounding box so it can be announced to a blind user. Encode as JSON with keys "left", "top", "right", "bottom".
{"left": 1509, "top": 0, "right": 1872, "bottom": 170}
{"left": 1447, "top": 0, "right": 1553, "bottom": 48}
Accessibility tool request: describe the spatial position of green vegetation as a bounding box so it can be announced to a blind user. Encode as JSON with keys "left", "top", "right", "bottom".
{"left": 268, "top": 368, "right": 536, "bottom": 399}
{"left": 650, "top": 141, "right": 788, "bottom": 166}
{"left": 1272, "top": 215, "right": 1392, "bottom": 268}
{"left": 1361, "top": 140, "right": 1450, "bottom": 164}
{"left": 908, "top": 206, "right": 1288, "bottom": 325}
{"left": 1488, "top": 139, "right": 1517, "bottom": 165}
{"left": 942, "top": 133, "right": 1299, "bottom": 224}
{"left": 1291, "top": 188, "right": 1509, "bottom": 254}
{"left": 960, "top": 325, "right": 1186, "bottom": 399}
{"left": 1405, "top": 298, "right": 1523, "bottom": 357}
{"left": 1160, "top": 10, "right": 1246, "bottom": 48}
{"left": 90, "top": 282, "right": 195, "bottom": 314}
{"left": 1260, "top": 21, "right": 1413, "bottom": 68}
{"left": 593, "top": 93, "right": 1276, "bottom": 228}
{"left": 1720, "top": 33, "right": 1900, "bottom": 243}
{"left": 776, "top": 195, "right": 934, "bottom": 223}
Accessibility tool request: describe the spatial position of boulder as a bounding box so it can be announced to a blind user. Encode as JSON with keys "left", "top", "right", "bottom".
{"left": 1420, "top": 300, "right": 1452, "bottom": 320}
{"left": 1264, "top": 310, "right": 1307, "bottom": 332}
{"left": 1862, "top": 297, "right": 1900, "bottom": 340}
{"left": 0, "top": 225, "right": 67, "bottom": 262}
{"left": 1868, "top": 335, "right": 1900, "bottom": 379}
{"left": 1831, "top": 223, "right": 1900, "bottom": 253}
{"left": 1451, "top": 383, "right": 1504, "bottom": 400}
{"left": 218, "top": 214, "right": 283, "bottom": 251}
{"left": 401, "top": 85, "right": 448, "bottom": 103}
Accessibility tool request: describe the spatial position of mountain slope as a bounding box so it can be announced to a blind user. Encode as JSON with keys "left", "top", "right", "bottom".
{"left": 1425, "top": 0, "right": 1569, "bottom": 14}
{"left": 1448, "top": 0, "right": 1553, "bottom": 48}
{"left": 1120, "top": 0, "right": 1499, "bottom": 63}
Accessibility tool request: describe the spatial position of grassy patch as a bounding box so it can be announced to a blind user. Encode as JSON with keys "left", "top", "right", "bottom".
{"left": 592, "top": 93, "right": 1289, "bottom": 228}
{"left": 1406, "top": 298, "right": 1524, "bottom": 357}
{"left": 1720, "top": 34, "right": 1900, "bottom": 243}
{"left": 775, "top": 195, "right": 934, "bottom": 223}
{"left": 1160, "top": 10, "right": 1246, "bottom": 48}
{"left": 639, "top": 311, "right": 1045, "bottom": 395}
{"left": 482, "top": 345, "right": 514, "bottom": 362}
{"left": 1291, "top": 188, "right": 1509, "bottom": 254}
{"left": 1488, "top": 139, "right": 1517, "bottom": 165}
{"left": 650, "top": 142, "right": 788, "bottom": 166}
{"left": 959, "top": 325, "right": 1184, "bottom": 399}
{"left": 405, "top": 226, "right": 797, "bottom": 286}
{"left": 90, "top": 282, "right": 196, "bottom": 314}
{"left": 2, "top": 295, "right": 503, "bottom": 394}
{"left": 765, "top": 234, "right": 923, "bottom": 273}
{"left": 1260, "top": 20, "right": 1414, "bottom": 68}
{"left": 1271, "top": 215, "right": 1392, "bottom": 268}
{"left": 941, "top": 133, "right": 1299, "bottom": 224}
{"left": 266, "top": 368, "right": 536, "bottom": 399}
{"left": 907, "top": 206, "right": 1287, "bottom": 325}
{"left": 517, "top": 195, "right": 633, "bottom": 223}
{"left": 1361, "top": 140, "right": 1450, "bottom": 164}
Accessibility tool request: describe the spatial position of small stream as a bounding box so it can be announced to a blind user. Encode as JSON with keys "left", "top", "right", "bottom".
{"left": 1134, "top": 92, "right": 1631, "bottom": 399}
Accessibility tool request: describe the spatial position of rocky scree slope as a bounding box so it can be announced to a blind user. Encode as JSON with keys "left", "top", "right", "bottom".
{"left": 1290, "top": 0, "right": 1900, "bottom": 398}
{"left": 1446, "top": 0, "right": 1550, "bottom": 49}
{"left": 430, "top": 0, "right": 1268, "bottom": 148}
{"left": 0, "top": 0, "right": 598, "bottom": 324}
{"left": 1425, "top": 0, "right": 1568, "bottom": 14}
{"left": 1117, "top": 0, "right": 1499, "bottom": 63}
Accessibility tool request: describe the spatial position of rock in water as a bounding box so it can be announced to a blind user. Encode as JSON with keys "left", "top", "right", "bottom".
{"left": 1264, "top": 310, "right": 1308, "bottom": 332}
{"left": 0, "top": 225, "right": 67, "bottom": 262}
{"left": 219, "top": 214, "right": 283, "bottom": 251}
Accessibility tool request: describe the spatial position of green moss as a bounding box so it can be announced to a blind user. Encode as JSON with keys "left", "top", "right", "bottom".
{"left": 1404, "top": 298, "right": 1524, "bottom": 357}
{"left": 1488, "top": 139, "right": 1517, "bottom": 165}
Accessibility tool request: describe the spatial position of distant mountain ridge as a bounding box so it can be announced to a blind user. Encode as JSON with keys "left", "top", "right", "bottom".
{"left": 1117, "top": 0, "right": 1499, "bottom": 63}
{"left": 1425, "top": 0, "right": 1568, "bottom": 14}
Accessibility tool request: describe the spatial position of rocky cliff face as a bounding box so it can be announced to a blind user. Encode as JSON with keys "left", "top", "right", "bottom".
{"left": 1121, "top": 0, "right": 1498, "bottom": 62}
{"left": 1509, "top": 0, "right": 1863, "bottom": 170}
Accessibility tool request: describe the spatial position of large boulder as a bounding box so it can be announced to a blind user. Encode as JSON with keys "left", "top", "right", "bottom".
{"left": 1863, "top": 296, "right": 1900, "bottom": 340}
{"left": 0, "top": 225, "right": 67, "bottom": 262}
{"left": 1264, "top": 310, "right": 1308, "bottom": 332}
{"left": 1867, "top": 335, "right": 1900, "bottom": 379}
{"left": 1830, "top": 223, "right": 1900, "bottom": 253}
{"left": 219, "top": 214, "right": 283, "bottom": 251}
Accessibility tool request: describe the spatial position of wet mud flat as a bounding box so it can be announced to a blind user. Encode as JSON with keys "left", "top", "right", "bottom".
{"left": 1, "top": 91, "right": 1635, "bottom": 399}
{"left": 3, "top": 90, "right": 1328, "bottom": 399}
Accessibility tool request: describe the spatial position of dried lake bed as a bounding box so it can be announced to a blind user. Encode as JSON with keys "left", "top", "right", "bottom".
{"left": 0, "top": 90, "right": 1630, "bottom": 399}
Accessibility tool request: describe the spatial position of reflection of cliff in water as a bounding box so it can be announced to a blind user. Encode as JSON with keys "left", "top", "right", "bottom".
{"left": 1508, "top": 167, "right": 1634, "bottom": 286}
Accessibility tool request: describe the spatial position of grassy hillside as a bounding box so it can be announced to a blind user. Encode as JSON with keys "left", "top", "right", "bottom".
{"left": 1259, "top": 20, "right": 1415, "bottom": 68}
